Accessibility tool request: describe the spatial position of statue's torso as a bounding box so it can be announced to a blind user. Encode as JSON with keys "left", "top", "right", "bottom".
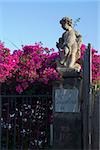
{"left": 62, "top": 29, "right": 78, "bottom": 52}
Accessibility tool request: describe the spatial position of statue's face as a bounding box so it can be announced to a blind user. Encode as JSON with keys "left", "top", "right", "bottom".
{"left": 61, "top": 22, "right": 69, "bottom": 30}
{"left": 65, "top": 23, "right": 70, "bottom": 30}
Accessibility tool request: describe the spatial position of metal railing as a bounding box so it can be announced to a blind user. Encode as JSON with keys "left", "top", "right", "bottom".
{"left": 0, "top": 94, "right": 52, "bottom": 150}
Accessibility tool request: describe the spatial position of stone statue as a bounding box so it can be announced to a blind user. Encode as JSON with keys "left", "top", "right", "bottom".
{"left": 56, "top": 17, "right": 82, "bottom": 72}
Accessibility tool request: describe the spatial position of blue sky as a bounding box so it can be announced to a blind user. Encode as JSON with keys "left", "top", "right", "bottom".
{"left": 0, "top": 0, "right": 100, "bottom": 53}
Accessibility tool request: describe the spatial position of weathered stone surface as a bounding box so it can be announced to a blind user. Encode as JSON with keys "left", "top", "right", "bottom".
{"left": 52, "top": 77, "right": 82, "bottom": 149}
{"left": 55, "top": 88, "right": 79, "bottom": 112}
{"left": 57, "top": 65, "right": 81, "bottom": 78}
{"left": 53, "top": 113, "right": 82, "bottom": 150}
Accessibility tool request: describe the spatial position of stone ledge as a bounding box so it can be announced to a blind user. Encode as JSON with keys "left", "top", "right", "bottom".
{"left": 57, "top": 66, "right": 81, "bottom": 78}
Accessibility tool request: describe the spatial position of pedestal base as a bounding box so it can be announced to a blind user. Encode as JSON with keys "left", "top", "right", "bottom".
{"left": 52, "top": 76, "right": 82, "bottom": 149}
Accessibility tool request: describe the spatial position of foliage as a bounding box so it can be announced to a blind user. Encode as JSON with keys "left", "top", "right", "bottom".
{"left": 0, "top": 41, "right": 100, "bottom": 93}
{"left": 0, "top": 41, "right": 19, "bottom": 83}
{"left": 0, "top": 41, "right": 60, "bottom": 93}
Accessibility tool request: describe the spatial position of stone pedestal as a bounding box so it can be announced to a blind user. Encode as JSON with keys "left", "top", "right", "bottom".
{"left": 52, "top": 73, "right": 82, "bottom": 149}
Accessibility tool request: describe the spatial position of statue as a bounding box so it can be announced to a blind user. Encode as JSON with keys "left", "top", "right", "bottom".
{"left": 56, "top": 17, "right": 82, "bottom": 72}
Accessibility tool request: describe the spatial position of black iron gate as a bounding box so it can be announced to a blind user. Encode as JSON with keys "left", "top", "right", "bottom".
{"left": 0, "top": 94, "right": 52, "bottom": 150}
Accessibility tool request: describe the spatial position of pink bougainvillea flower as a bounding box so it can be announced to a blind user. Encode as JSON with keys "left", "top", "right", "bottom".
{"left": 0, "top": 41, "right": 99, "bottom": 93}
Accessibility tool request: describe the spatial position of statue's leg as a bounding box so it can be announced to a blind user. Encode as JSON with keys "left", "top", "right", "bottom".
{"left": 64, "top": 56, "right": 69, "bottom": 67}
{"left": 61, "top": 47, "right": 69, "bottom": 66}
{"left": 68, "top": 53, "right": 81, "bottom": 71}
{"left": 60, "top": 56, "right": 66, "bottom": 65}
{"left": 68, "top": 53, "right": 76, "bottom": 68}
{"left": 58, "top": 50, "right": 63, "bottom": 64}
{"left": 73, "top": 63, "right": 81, "bottom": 72}
{"left": 64, "top": 47, "right": 69, "bottom": 56}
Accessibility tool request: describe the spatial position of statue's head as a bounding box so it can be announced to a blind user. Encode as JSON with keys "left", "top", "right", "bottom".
{"left": 60, "top": 17, "right": 73, "bottom": 30}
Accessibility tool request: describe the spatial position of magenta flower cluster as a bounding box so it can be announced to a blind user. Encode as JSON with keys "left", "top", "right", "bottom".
{"left": 0, "top": 42, "right": 60, "bottom": 93}
{"left": 0, "top": 42, "right": 19, "bottom": 83}
{"left": 0, "top": 41, "right": 99, "bottom": 93}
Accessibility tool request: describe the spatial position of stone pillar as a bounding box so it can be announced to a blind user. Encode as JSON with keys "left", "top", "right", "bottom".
{"left": 52, "top": 72, "right": 82, "bottom": 150}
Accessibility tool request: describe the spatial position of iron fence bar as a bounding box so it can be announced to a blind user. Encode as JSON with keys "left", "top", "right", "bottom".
{"left": 6, "top": 97, "right": 9, "bottom": 150}
{"left": 21, "top": 96, "right": 24, "bottom": 150}
{"left": 29, "top": 96, "right": 32, "bottom": 149}
{"left": 26, "top": 97, "right": 30, "bottom": 149}
{"left": 0, "top": 95, "right": 52, "bottom": 98}
{"left": 50, "top": 123, "right": 53, "bottom": 147}
{"left": 13, "top": 97, "right": 16, "bottom": 149}
{"left": 18, "top": 97, "right": 21, "bottom": 150}
{"left": 45, "top": 97, "right": 48, "bottom": 147}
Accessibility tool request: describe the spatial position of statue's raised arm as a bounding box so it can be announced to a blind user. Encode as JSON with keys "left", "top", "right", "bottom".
{"left": 56, "top": 17, "right": 82, "bottom": 72}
